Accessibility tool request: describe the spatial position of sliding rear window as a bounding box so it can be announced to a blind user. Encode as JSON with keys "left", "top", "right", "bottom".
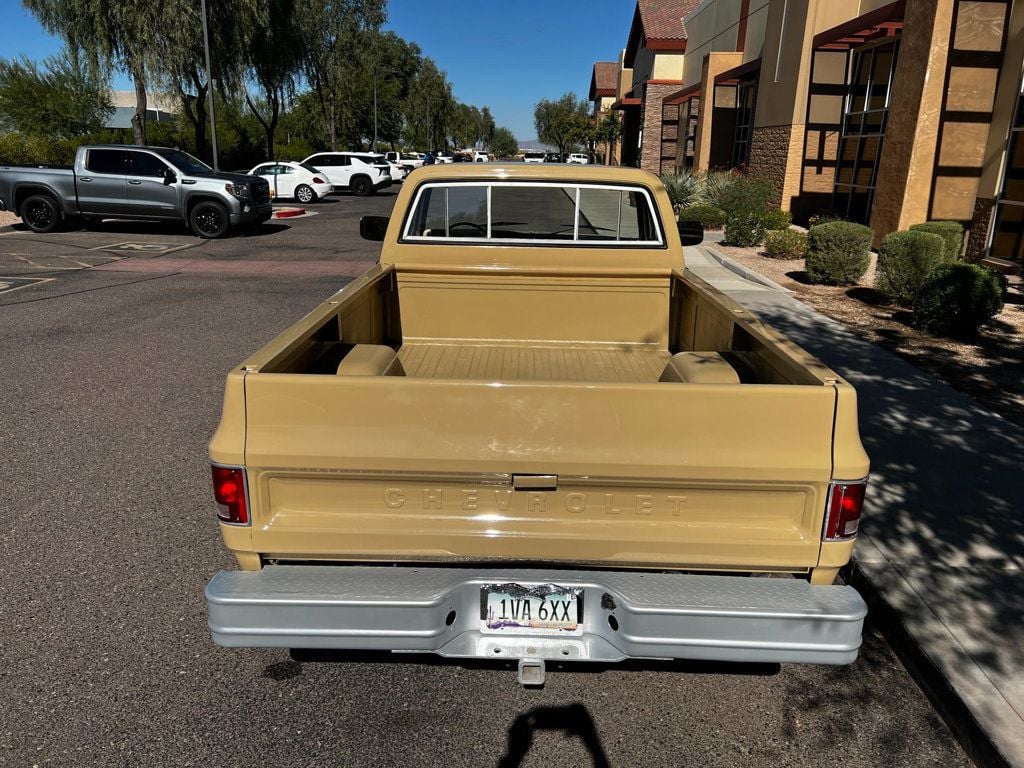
{"left": 402, "top": 182, "right": 663, "bottom": 246}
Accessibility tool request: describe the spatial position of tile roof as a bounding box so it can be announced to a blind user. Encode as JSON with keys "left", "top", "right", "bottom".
{"left": 590, "top": 61, "right": 619, "bottom": 98}
{"left": 637, "top": 0, "right": 701, "bottom": 41}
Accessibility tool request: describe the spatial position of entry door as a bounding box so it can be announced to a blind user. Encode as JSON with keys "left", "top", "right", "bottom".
{"left": 126, "top": 150, "right": 179, "bottom": 217}
{"left": 78, "top": 149, "right": 128, "bottom": 215}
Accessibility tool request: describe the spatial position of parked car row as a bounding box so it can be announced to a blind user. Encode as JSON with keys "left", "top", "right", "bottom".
{"left": 523, "top": 151, "right": 590, "bottom": 164}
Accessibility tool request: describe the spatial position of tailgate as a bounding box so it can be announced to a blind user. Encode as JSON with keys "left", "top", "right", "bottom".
{"left": 243, "top": 375, "right": 837, "bottom": 570}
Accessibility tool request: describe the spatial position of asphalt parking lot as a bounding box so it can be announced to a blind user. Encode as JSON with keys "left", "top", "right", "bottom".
{"left": 0, "top": 190, "right": 972, "bottom": 767}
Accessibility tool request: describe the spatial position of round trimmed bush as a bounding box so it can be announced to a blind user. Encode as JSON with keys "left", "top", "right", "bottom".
{"left": 761, "top": 209, "right": 793, "bottom": 231}
{"left": 909, "top": 221, "right": 965, "bottom": 261}
{"left": 913, "top": 263, "right": 1007, "bottom": 336}
{"left": 724, "top": 214, "right": 766, "bottom": 247}
{"left": 876, "top": 230, "right": 948, "bottom": 305}
{"left": 808, "top": 212, "right": 845, "bottom": 228}
{"left": 764, "top": 229, "right": 809, "bottom": 259}
{"left": 678, "top": 203, "right": 727, "bottom": 230}
{"left": 805, "top": 221, "right": 874, "bottom": 285}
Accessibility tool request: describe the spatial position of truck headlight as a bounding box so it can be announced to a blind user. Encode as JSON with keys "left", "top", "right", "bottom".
{"left": 225, "top": 183, "right": 250, "bottom": 200}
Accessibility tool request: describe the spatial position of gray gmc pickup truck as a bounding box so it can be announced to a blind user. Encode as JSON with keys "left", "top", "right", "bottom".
{"left": 0, "top": 145, "right": 272, "bottom": 238}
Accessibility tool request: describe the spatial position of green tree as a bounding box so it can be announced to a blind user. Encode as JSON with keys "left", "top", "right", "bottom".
{"left": 534, "top": 93, "right": 590, "bottom": 156}
{"left": 0, "top": 48, "right": 111, "bottom": 137}
{"left": 24, "top": 0, "right": 162, "bottom": 145}
{"left": 243, "top": 0, "right": 306, "bottom": 159}
{"left": 595, "top": 111, "right": 621, "bottom": 163}
{"left": 153, "top": 0, "right": 257, "bottom": 163}
{"left": 403, "top": 58, "right": 454, "bottom": 150}
{"left": 299, "top": 0, "right": 386, "bottom": 151}
{"left": 489, "top": 126, "right": 518, "bottom": 158}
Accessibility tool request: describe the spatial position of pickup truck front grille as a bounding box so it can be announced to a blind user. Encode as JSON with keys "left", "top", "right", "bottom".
{"left": 252, "top": 181, "right": 271, "bottom": 205}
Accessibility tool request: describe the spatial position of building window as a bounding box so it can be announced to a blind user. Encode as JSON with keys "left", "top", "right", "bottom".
{"left": 991, "top": 72, "right": 1024, "bottom": 266}
{"left": 832, "top": 40, "right": 899, "bottom": 224}
{"left": 732, "top": 80, "right": 757, "bottom": 169}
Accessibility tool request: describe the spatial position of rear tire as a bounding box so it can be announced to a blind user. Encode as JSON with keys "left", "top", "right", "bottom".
{"left": 295, "top": 184, "right": 316, "bottom": 204}
{"left": 19, "top": 194, "right": 61, "bottom": 233}
{"left": 351, "top": 176, "right": 372, "bottom": 197}
{"left": 189, "top": 201, "right": 231, "bottom": 238}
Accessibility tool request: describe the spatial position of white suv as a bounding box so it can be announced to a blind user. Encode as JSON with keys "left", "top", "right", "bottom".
{"left": 302, "top": 152, "right": 392, "bottom": 196}
{"left": 567, "top": 153, "right": 589, "bottom": 165}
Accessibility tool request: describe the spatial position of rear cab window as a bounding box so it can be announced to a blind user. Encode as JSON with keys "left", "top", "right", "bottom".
{"left": 403, "top": 182, "right": 663, "bottom": 246}
{"left": 86, "top": 149, "right": 127, "bottom": 175}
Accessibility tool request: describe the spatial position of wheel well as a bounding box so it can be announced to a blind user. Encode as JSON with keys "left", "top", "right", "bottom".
{"left": 14, "top": 186, "right": 58, "bottom": 212}
{"left": 186, "top": 195, "right": 228, "bottom": 217}
{"left": 350, "top": 174, "right": 371, "bottom": 187}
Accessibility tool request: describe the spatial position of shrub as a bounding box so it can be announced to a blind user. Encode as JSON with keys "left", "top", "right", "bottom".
{"left": 716, "top": 175, "right": 774, "bottom": 218}
{"left": 719, "top": 176, "right": 774, "bottom": 247}
{"left": 724, "top": 214, "right": 767, "bottom": 247}
{"left": 764, "top": 229, "right": 809, "bottom": 259}
{"left": 805, "top": 221, "right": 873, "bottom": 285}
{"left": 761, "top": 209, "right": 792, "bottom": 231}
{"left": 875, "top": 230, "right": 949, "bottom": 305}
{"left": 678, "top": 203, "right": 727, "bottom": 230}
{"left": 913, "top": 263, "right": 1006, "bottom": 336}
{"left": 909, "top": 221, "right": 965, "bottom": 261}
{"left": 661, "top": 171, "right": 703, "bottom": 212}
{"left": 807, "top": 212, "right": 846, "bottom": 228}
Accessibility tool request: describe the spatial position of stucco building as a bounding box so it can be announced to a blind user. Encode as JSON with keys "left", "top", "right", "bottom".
{"left": 589, "top": 61, "right": 620, "bottom": 164}
{"left": 591, "top": 0, "right": 1024, "bottom": 268}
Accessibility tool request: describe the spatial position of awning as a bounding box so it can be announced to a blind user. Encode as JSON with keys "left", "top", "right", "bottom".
{"left": 814, "top": 1, "right": 905, "bottom": 51}
{"left": 663, "top": 83, "right": 700, "bottom": 106}
{"left": 714, "top": 58, "right": 762, "bottom": 86}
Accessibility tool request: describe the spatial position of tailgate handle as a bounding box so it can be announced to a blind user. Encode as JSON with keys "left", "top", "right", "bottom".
{"left": 512, "top": 474, "right": 558, "bottom": 492}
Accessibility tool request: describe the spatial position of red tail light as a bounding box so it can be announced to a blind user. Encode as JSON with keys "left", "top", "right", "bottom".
{"left": 212, "top": 465, "right": 248, "bottom": 525}
{"left": 823, "top": 480, "right": 866, "bottom": 541}
{"left": 312, "top": 176, "right": 326, "bottom": 184}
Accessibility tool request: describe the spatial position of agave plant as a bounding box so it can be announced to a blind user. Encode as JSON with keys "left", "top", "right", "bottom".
{"left": 702, "top": 170, "right": 739, "bottom": 211}
{"left": 660, "top": 171, "right": 703, "bottom": 213}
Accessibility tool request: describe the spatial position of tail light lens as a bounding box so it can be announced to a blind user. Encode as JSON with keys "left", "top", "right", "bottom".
{"left": 312, "top": 176, "right": 326, "bottom": 184}
{"left": 212, "top": 465, "right": 248, "bottom": 525}
{"left": 823, "top": 480, "right": 866, "bottom": 541}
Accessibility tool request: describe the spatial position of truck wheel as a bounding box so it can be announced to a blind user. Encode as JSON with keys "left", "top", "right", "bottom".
{"left": 20, "top": 194, "right": 61, "bottom": 234}
{"left": 189, "top": 201, "right": 230, "bottom": 238}
{"left": 351, "top": 176, "right": 372, "bottom": 197}
{"left": 295, "top": 184, "right": 316, "bottom": 204}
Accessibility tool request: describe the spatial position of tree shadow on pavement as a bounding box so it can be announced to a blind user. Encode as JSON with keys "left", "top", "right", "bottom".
{"left": 740, "top": 294, "right": 1024, "bottom": 681}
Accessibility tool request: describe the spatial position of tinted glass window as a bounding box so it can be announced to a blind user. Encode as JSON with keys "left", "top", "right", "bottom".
{"left": 310, "top": 154, "right": 346, "bottom": 167}
{"left": 129, "top": 151, "right": 170, "bottom": 177}
{"left": 447, "top": 187, "right": 488, "bottom": 237}
{"left": 299, "top": 162, "right": 321, "bottom": 174}
{"left": 578, "top": 188, "right": 656, "bottom": 241}
{"left": 150, "top": 148, "right": 211, "bottom": 174}
{"left": 86, "top": 149, "right": 126, "bottom": 175}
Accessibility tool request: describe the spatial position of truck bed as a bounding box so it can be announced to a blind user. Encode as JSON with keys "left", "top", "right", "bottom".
{"left": 398, "top": 343, "right": 671, "bottom": 382}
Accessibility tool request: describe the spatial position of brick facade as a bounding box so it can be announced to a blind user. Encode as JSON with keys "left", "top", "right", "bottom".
{"left": 640, "top": 83, "right": 683, "bottom": 175}
{"left": 966, "top": 197, "right": 996, "bottom": 263}
{"left": 747, "top": 124, "right": 806, "bottom": 210}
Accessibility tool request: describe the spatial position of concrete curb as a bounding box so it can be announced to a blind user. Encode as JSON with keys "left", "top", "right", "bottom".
{"left": 702, "top": 246, "right": 793, "bottom": 293}
{"left": 846, "top": 561, "right": 1011, "bottom": 768}
{"left": 0, "top": 223, "right": 19, "bottom": 234}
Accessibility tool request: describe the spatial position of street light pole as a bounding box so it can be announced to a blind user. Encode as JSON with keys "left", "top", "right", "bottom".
{"left": 200, "top": 0, "right": 219, "bottom": 170}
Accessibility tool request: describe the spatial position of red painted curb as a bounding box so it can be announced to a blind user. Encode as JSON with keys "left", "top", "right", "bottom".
{"left": 272, "top": 208, "right": 307, "bottom": 219}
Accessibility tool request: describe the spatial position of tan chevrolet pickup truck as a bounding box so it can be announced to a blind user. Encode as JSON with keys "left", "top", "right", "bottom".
{"left": 205, "top": 165, "right": 869, "bottom": 683}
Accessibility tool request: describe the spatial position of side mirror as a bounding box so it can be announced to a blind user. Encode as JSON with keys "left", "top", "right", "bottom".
{"left": 163, "top": 168, "right": 177, "bottom": 185}
{"left": 677, "top": 220, "right": 704, "bottom": 246}
{"left": 360, "top": 215, "right": 389, "bottom": 242}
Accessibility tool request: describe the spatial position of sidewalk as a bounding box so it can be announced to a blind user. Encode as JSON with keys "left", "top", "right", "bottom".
{"left": 686, "top": 246, "right": 1024, "bottom": 767}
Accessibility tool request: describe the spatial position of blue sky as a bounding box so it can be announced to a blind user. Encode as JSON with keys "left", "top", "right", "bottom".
{"left": 0, "top": 0, "right": 634, "bottom": 139}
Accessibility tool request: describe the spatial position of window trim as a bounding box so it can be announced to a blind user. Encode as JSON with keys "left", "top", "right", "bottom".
{"left": 400, "top": 181, "right": 666, "bottom": 247}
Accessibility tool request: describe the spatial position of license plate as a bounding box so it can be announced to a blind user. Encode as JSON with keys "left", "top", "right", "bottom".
{"left": 481, "top": 583, "right": 582, "bottom": 632}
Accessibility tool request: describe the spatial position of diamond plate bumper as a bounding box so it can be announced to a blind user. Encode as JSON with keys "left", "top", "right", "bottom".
{"left": 206, "top": 565, "right": 866, "bottom": 665}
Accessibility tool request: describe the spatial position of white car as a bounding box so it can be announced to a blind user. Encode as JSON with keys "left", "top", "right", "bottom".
{"left": 567, "top": 153, "right": 589, "bottom": 165}
{"left": 302, "top": 152, "right": 392, "bottom": 196}
{"left": 523, "top": 151, "right": 545, "bottom": 164}
{"left": 247, "top": 161, "right": 333, "bottom": 204}
{"left": 474, "top": 152, "right": 490, "bottom": 163}
{"left": 385, "top": 151, "right": 425, "bottom": 169}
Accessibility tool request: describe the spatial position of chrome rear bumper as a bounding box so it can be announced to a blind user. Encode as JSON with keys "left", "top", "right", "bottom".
{"left": 206, "top": 565, "right": 866, "bottom": 665}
